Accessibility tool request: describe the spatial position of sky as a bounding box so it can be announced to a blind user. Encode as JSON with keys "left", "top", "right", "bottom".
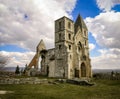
{"left": 0, "top": 0, "right": 120, "bottom": 69}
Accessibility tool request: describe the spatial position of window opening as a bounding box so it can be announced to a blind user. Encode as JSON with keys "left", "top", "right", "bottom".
{"left": 68, "top": 33, "right": 71, "bottom": 40}
{"left": 59, "top": 21, "right": 62, "bottom": 30}
{"left": 59, "top": 45, "right": 61, "bottom": 50}
{"left": 68, "top": 22, "right": 71, "bottom": 29}
{"left": 69, "top": 45, "right": 71, "bottom": 50}
{"left": 85, "top": 40, "right": 86, "bottom": 46}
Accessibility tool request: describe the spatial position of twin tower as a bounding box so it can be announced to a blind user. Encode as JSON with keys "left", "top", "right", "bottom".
{"left": 28, "top": 15, "right": 92, "bottom": 79}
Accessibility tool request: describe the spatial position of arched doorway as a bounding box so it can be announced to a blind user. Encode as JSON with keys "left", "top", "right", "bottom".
{"left": 81, "top": 63, "right": 86, "bottom": 77}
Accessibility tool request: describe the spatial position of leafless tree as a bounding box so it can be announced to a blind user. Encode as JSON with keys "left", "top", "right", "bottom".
{"left": 0, "top": 53, "right": 10, "bottom": 70}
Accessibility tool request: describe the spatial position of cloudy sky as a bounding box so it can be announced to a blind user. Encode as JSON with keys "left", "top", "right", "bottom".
{"left": 0, "top": 0, "right": 120, "bottom": 69}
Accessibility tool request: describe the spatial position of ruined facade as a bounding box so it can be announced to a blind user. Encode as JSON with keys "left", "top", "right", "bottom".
{"left": 28, "top": 15, "right": 92, "bottom": 79}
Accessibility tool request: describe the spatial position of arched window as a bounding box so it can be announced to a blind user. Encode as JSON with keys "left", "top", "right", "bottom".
{"left": 68, "top": 22, "right": 71, "bottom": 29}
{"left": 69, "top": 45, "right": 71, "bottom": 50}
{"left": 68, "top": 33, "right": 71, "bottom": 40}
{"left": 79, "top": 42, "right": 82, "bottom": 47}
{"left": 78, "top": 42, "right": 82, "bottom": 52}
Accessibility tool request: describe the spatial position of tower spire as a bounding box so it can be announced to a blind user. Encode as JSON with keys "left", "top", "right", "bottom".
{"left": 74, "top": 14, "right": 87, "bottom": 33}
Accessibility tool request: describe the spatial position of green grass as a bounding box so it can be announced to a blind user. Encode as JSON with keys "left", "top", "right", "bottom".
{"left": 0, "top": 79, "right": 120, "bottom": 99}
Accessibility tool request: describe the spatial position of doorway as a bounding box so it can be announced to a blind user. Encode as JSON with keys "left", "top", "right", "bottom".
{"left": 81, "top": 63, "right": 86, "bottom": 77}
{"left": 46, "top": 66, "right": 49, "bottom": 76}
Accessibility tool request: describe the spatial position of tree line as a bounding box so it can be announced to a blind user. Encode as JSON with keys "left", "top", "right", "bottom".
{"left": 15, "top": 64, "right": 28, "bottom": 75}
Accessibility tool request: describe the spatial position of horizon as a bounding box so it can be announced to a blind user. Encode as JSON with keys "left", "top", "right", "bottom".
{"left": 2, "top": 67, "right": 120, "bottom": 74}
{"left": 0, "top": 0, "right": 120, "bottom": 69}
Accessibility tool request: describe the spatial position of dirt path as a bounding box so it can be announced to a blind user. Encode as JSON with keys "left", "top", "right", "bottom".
{"left": 0, "top": 90, "right": 14, "bottom": 94}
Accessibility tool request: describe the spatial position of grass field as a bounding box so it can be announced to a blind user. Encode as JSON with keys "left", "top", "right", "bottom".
{"left": 0, "top": 79, "right": 120, "bottom": 99}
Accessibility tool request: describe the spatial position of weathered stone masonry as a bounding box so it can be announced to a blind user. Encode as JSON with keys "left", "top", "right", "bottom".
{"left": 28, "top": 15, "right": 92, "bottom": 79}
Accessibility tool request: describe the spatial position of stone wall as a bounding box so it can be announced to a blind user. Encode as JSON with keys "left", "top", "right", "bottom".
{"left": 0, "top": 71, "right": 15, "bottom": 77}
{"left": 0, "top": 77, "right": 48, "bottom": 84}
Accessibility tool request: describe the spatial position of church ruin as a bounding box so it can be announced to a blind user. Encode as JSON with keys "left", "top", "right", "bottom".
{"left": 28, "top": 15, "right": 92, "bottom": 79}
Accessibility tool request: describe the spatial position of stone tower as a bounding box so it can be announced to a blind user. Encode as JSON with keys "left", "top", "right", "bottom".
{"left": 54, "top": 15, "right": 92, "bottom": 78}
{"left": 54, "top": 16, "right": 74, "bottom": 78}
{"left": 73, "top": 15, "right": 92, "bottom": 78}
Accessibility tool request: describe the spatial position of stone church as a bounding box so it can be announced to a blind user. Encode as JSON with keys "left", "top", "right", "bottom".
{"left": 28, "top": 15, "right": 92, "bottom": 79}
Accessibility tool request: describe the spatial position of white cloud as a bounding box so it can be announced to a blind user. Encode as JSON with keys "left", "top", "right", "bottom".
{"left": 89, "top": 43, "right": 95, "bottom": 51}
{"left": 0, "top": 51, "right": 35, "bottom": 67}
{"left": 0, "top": 0, "right": 77, "bottom": 68}
{"left": 85, "top": 11, "right": 120, "bottom": 49}
{"left": 0, "top": 0, "right": 77, "bottom": 51}
{"left": 85, "top": 10, "right": 120, "bottom": 69}
{"left": 91, "top": 48, "right": 120, "bottom": 69}
{"left": 96, "top": 0, "right": 120, "bottom": 12}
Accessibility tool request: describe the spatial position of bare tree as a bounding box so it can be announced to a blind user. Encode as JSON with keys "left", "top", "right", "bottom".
{"left": 0, "top": 53, "right": 10, "bottom": 70}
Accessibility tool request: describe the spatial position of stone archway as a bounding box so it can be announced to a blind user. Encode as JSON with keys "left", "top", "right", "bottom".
{"left": 81, "top": 63, "right": 86, "bottom": 77}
